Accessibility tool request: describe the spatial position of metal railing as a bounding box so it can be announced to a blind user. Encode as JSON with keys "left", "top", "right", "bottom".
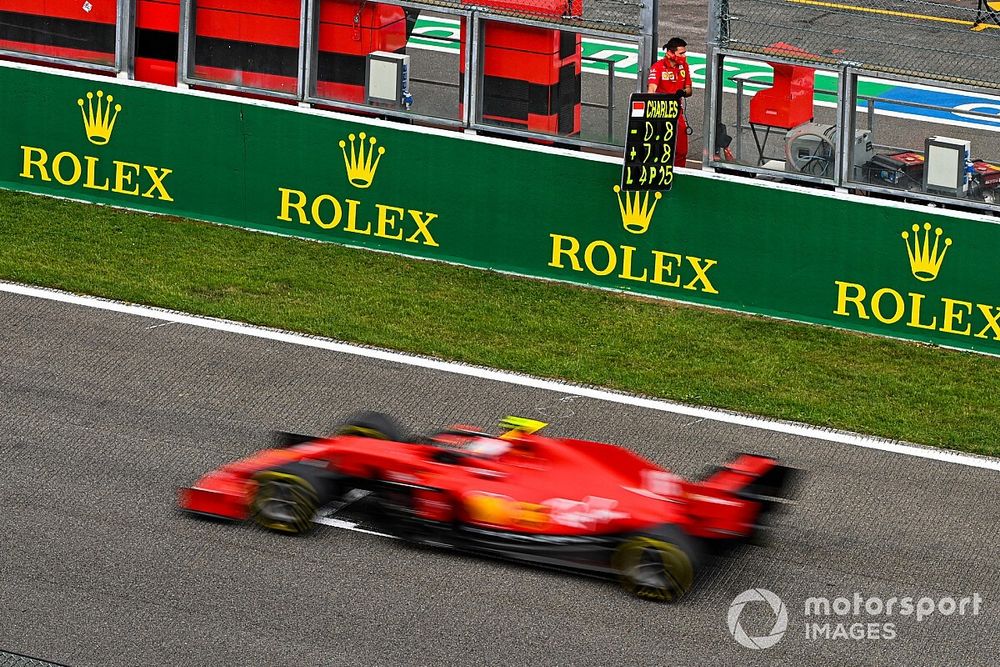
{"left": 702, "top": 33, "right": 1000, "bottom": 212}
{"left": 580, "top": 55, "right": 617, "bottom": 143}
{"left": 722, "top": 0, "right": 1000, "bottom": 91}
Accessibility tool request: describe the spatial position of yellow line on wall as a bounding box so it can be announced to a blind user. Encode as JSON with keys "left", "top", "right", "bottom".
{"left": 786, "top": 0, "right": 997, "bottom": 31}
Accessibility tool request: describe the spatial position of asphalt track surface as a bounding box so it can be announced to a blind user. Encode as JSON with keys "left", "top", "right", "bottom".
{"left": 2, "top": 286, "right": 999, "bottom": 666}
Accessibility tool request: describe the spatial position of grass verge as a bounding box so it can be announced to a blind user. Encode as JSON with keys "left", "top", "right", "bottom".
{"left": 1, "top": 189, "right": 997, "bottom": 456}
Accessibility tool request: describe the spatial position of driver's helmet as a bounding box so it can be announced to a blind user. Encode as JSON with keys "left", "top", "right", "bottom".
{"left": 430, "top": 429, "right": 511, "bottom": 459}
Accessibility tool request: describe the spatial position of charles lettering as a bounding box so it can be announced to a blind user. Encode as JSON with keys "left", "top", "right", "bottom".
{"left": 644, "top": 99, "right": 679, "bottom": 120}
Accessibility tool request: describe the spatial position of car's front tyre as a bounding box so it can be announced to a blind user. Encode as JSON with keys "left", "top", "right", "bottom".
{"left": 251, "top": 463, "right": 337, "bottom": 535}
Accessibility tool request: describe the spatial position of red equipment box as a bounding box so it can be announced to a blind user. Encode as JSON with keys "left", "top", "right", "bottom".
{"left": 748, "top": 62, "right": 815, "bottom": 129}
{"left": 461, "top": 20, "right": 581, "bottom": 136}
{"left": 973, "top": 160, "right": 1000, "bottom": 188}
{"left": 865, "top": 151, "right": 925, "bottom": 188}
{"left": 887, "top": 151, "right": 925, "bottom": 167}
{"left": 314, "top": 0, "right": 408, "bottom": 103}
{"left": 0, "top": 0, "right": 116, "bottom": 66}
{"left": 135, "top": 0, "right": 181, "bottom": 85}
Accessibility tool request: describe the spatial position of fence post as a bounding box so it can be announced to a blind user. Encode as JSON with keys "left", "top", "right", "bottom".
{"left": 466, "top": 14, "right": 483, "bottom": 128}
{"left": 178, "top": 0, "right": 195, "bottom": 88}
{"left": 835, "top": 64, "right": 857, "bottom": 188}
{"left": 116, "top": 0, "right": 136, "bottom": 79}
{"left": 702, "top": 0, "right": 726, "bottom": 165}
{"left": 639, "top": 0, "right": 655, "bottom": 91}
{"left": 298, "top": 0, "right": 317, "bottom": 101}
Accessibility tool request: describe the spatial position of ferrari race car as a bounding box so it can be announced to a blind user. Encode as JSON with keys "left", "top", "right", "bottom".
{"left": 180, "top": 413, "right": 795, "bottom": 601}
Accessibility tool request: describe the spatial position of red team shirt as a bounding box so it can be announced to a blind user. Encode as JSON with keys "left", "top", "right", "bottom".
{"left": 647, "top": 55, "right": 690, "bottom": 167}
{"left": 647, "top": 56, "right": 690, "bottom": 96}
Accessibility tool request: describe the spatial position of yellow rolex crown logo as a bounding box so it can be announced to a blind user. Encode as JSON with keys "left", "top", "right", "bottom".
{"left": 614, "top": 185, "right": 661, "bottom": 234}
{"left": 901, "top": 222, "right": 951, "bottom": 282}
{"left": 77, "top": 90, "right": 121, "bottom": 146}
{"left": 339, "top": 132, "right": 385, "bottom": 189}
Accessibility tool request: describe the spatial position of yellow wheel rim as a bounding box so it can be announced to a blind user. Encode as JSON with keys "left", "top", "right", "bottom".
{"left": 251, "top": 471, "right": 319, "bottom": 534}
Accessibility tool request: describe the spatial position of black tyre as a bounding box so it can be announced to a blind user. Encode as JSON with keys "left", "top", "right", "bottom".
{"left": 612, "top": 526, "right": 701, "bottom": 602}
{"left": 251, "top": 463, "right": 338, "bottom": 535}
{"left": 336, "top": 411, "right": 404, "bottom": 441}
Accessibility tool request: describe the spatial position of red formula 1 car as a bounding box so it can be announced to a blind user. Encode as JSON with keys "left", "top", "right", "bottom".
{"left": 180, "top": 413, "right": 795, "bottom": 601}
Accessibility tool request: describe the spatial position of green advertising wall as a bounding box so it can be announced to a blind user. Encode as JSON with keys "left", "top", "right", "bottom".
{"left": 3, "top": 62, "right": 1000, "bottom": 354}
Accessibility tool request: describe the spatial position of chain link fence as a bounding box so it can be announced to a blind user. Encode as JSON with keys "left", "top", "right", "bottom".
{"left": 720, "top": 0, "right": 1000, "bottom": 89}
{"left": 427, "top": 0, "right": 645, "bottom": 34}
{"left": 0, "top": 650, "right": 66, "bottom": 667}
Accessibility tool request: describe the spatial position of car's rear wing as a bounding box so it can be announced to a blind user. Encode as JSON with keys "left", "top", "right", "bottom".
{"left": 684, "top": 454, "right": 799, "bottom": 541}
{"left": 702, "top": 454, "right": 798, "bottom": 506}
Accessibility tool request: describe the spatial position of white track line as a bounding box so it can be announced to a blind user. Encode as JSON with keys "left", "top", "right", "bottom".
{"left": 4, "top": 281, "right": 999, "bottom": 473}
{"left": 313, "top": 516, "right": 395, "bottom": 537}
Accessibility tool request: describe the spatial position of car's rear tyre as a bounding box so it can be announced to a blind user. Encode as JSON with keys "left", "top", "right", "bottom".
{"left": 251, "top": 463, "right": 336, "bottom": 535}
{"left": 613, "top": 527, "right": 700, "bottom": 602}
{"left": 336, "top": 411, "right": 404, "bottom": 441}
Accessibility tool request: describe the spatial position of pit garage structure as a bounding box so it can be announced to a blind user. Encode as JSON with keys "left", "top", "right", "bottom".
{"left": 0, "top": 0, "right": 660, "bottom": 149}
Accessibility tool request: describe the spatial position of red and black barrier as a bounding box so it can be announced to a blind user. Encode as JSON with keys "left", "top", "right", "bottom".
{"left": 0, "top": 1, "right": 116, "bottom": 65}
{"left": 5, "top": 0, "right": 410, "bottom": 101}
{"left": 1, "top": 0, "right": 579, "bottom": 131}
{"left": 314, "top": 0, "right": 408, "bottom": 103}
{"left": 135, "top": 0, "right": 181, "bottom": 85}
{"left": 461, "top": 17, "right": 582, "bottom": 136}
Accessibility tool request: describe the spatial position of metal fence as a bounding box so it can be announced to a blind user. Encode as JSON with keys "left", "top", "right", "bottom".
{"left": 452, "top": 0, "right": 645, "bottom": 34}
{"left": 721, "top": 0, "right": 1000, "bottom": 90}
{"left": 702, "top": 0, "right": 1000, "bottom": 212}
{"left": 0, "top": 650, "right": 66, "bottom": 667}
